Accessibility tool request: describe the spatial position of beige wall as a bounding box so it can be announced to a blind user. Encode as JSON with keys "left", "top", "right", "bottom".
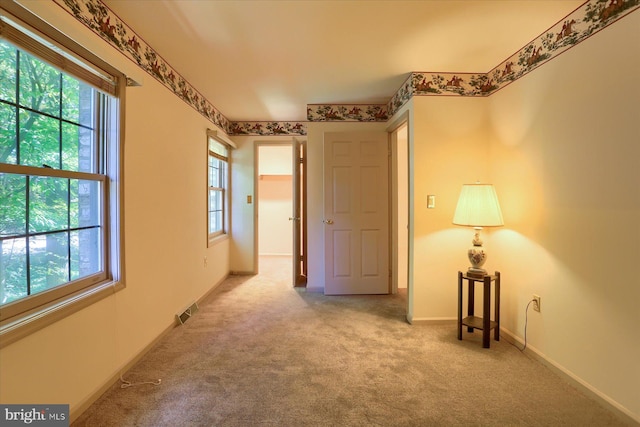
{"left": 0, "top": 1, "right": 230, "bottom": 417}
{"left": 401, "top": 12, "right": 640, "bottom": 421}
{"left": 228, "top": 136, "right": 256, "bottom": 273}
{"left": 406, "top": 96, "right": 492, "bottom": 321}
{"left": 2, "top": 0, "right": 638, "bottom": 423}
{"left": 489, "top": 12, "right": 640, "bottom": 419}
{"left": 258, "top": 177, "right": 293, "bottom": 255}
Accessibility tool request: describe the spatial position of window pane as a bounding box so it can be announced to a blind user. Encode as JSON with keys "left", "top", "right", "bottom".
{"left": 209, "top": 188, "right": 223, "bottom": 234}
{"left": 70, "top": 179, "right": 100, "bottom": 229}
{"left": 0, "top": 173, "right": 26, "bottom": 237}
{"left": 0, "top": 237, "right": 28, "bottom": 304}
{"left": 78, "top": 126, "right": 95, "bottom": 173}
{"left": 209, "top": 156, "right": 227, "bottom": 189}
{"left": 61, "top": 121, "right": 79, "bottom": 171}
{"left": 61, "top": 74, "right": 94, "bottom": 127}
{"left": 208, "top": 139, "right": 227, "bottom": 158}
{"left": 0, "top": 102, "right": 17, "bottom": 164}
{"left": 61, "top": 74, "right": 80, "bottom": 122}
{"left": 70, "top": 227, "right": 101, "bottom": 280}
{"left": 209, "top": 211, "right": 222, "bottom": 234}
{"left": 209, "top": 188, "right": 222, "bottom": 211}
{"left": 29, "top": 233, "right": 69, "bottom": 295}
{"left": 19, "top": 110, "right": 61, "bottom": 168}
{"left": 29, "top": 176, "right": 68, "bottom": 233}
{"left": 0, "top": 40, "right": 17, "bottom": 103}
{"left": 208, "top": 157, "right": 219, "bottom": 187}
{"left": 19, "top": 51, "right": 61, "bottom": 116}
{"left": 62, "top": 122, "right": 95, "bottom": 173}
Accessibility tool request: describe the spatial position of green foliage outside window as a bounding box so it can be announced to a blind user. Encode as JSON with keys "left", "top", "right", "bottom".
{"left": 0, "top": 39, "right": 102, "bottom": 306}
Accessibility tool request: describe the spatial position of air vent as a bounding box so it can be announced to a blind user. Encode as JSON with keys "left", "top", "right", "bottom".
{"left": 175, "top": 302, "right": 199, "bottom": 325}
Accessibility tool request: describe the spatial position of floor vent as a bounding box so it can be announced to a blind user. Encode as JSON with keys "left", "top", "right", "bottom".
{"left": 176, "top": 302, "right": 199, "bottom": 325}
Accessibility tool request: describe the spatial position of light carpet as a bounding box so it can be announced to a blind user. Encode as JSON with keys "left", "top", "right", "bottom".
{"left": 73, "top": 256, "right": 629, "bottom": 426}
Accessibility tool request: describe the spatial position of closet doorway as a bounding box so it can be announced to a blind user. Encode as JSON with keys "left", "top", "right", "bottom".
{"left": 255, "top": 141, "right": 307, "bottom": 286}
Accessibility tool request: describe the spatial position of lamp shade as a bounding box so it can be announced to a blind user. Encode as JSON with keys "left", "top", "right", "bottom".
{"left": 452, "top": 183, "right": 504, "bottom": 227}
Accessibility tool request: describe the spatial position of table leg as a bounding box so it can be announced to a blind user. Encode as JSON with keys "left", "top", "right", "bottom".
{"left": 483, "top": 276, "right": 490, "bottom": 348}
{"left": 495, "top": 272, "right": 500, "bottom": 341}
{"left": 467, "top": 280, "right": 475, "bottom": 333}
{"left": 457, "top": 272, "right": 462, "bottom": 340}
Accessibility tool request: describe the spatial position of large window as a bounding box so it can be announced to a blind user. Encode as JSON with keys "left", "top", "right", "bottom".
{"left": 207, "top": 131, "right": 231, "bottom": 245}
{"left": 0, "top": 9, "right": 124, "bottom": 343}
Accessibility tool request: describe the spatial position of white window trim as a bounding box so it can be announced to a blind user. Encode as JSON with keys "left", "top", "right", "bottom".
{"left": 0, "top": 2, "right": 126, "bottom": 349}
{"left": 207, "top": 129, "right": 234, "bottom": 247}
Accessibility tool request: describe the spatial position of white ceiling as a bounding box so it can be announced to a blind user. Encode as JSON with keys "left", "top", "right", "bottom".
{"left": 103, "top": 0, "right": 584, "bottom": 122}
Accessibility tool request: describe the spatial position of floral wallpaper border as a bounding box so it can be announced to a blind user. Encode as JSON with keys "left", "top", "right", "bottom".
{"left": 229, "top": 121, "right": 307, "bottom": 136}
{"left": 386, "top": 0, "right": 640, "bottom": 117}
{"left": 52, "top": 0, "right": 638, "bottom": 129}
{"left": 52, "top": 0, "right": 234, "bottom": 132}
{"left": 307, "top": 104, "right": 389, "bottom": 122}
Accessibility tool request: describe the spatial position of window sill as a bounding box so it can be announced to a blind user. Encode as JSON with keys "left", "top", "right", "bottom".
{"left": 208, "top": 233, "right": 229, "bottom": 248}
{"left": 0, "top": 280, "right": 124, "bottom": 349}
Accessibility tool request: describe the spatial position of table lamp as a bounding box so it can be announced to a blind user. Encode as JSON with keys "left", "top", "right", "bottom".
{"left": 453, "top": 183, "right": 504, "bottom": 278}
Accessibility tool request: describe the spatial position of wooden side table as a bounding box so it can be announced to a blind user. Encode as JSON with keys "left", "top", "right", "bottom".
{"left": 457, "top": 271, "right": 500, "bottom": 348}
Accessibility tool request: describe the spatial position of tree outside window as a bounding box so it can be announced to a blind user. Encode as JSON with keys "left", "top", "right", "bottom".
{"left": 0, "top": 35, "right": 117, "bottom": 319}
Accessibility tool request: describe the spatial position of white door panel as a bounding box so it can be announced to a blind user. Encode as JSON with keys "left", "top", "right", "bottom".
{"left": 324, "top": 131, "right": 389, "bottom": 295}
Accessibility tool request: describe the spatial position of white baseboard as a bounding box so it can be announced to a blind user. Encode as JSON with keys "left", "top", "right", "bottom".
{"left": 500, "top": 328, "right": 639, "bottom": 426}
{"left": 70, "top": 274, "right": 230, "bottom": 423}
{"left": 70, "top": 322, "right": 175, "bottom": 423}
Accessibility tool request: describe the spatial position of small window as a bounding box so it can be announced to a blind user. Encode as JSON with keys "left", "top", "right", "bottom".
{"left": 207, "top": 132, "right": 231, "bottom": 245}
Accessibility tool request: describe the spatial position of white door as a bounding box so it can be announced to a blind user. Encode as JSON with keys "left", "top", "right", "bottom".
{"left": 323, "top": 131, "right": 389, "bottom": 295}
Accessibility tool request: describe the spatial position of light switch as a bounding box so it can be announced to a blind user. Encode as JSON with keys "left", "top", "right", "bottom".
{"left": 247, "top": 195, "right": 252, "bottom": 204}
{"left": 427, "top": 195, "right": 436, "bottom": 209}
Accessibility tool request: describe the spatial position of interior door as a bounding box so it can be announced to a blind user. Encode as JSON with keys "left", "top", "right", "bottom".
{"left": 292, "top": 138, "right": 307, "bottom": 286}
{"left": 323, "top": 131, "right": 389, "bottom": 295}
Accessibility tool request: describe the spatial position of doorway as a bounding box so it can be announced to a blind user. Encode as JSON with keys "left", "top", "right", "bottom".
{"left": 255, "top": 142, "right": 307, "bottom": 286}
{"left": 257, "top": 144, "right": 293, "bottom": 257}
{"left": 391, "top": 122, "right": 409, "bottom": 294}
{"left": 389, "top": 121, "right": 410, "bottom": 321}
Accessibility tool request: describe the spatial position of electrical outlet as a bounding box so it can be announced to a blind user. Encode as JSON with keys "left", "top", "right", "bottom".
{"left": 533, "top": 294, "right": 541, "bottom": 312}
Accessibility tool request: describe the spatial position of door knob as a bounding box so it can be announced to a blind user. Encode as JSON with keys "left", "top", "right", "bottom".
{"left": 288, "top": 217, "right": 300, "bottom": 221}
{"left": 323, "top": 219, "right": 334, "bottom": 224}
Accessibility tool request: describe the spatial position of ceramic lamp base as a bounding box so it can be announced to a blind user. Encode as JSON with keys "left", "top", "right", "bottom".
{"left": 467, "top": 245, "right": 487, "bottom": 277}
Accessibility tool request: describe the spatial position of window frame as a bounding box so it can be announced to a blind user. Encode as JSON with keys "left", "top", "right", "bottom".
{"left": 206, "top": 129, "right": 234, "bottom": 247}
{"left": 0, "top": 3, "right": 126, "bottom": 348}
